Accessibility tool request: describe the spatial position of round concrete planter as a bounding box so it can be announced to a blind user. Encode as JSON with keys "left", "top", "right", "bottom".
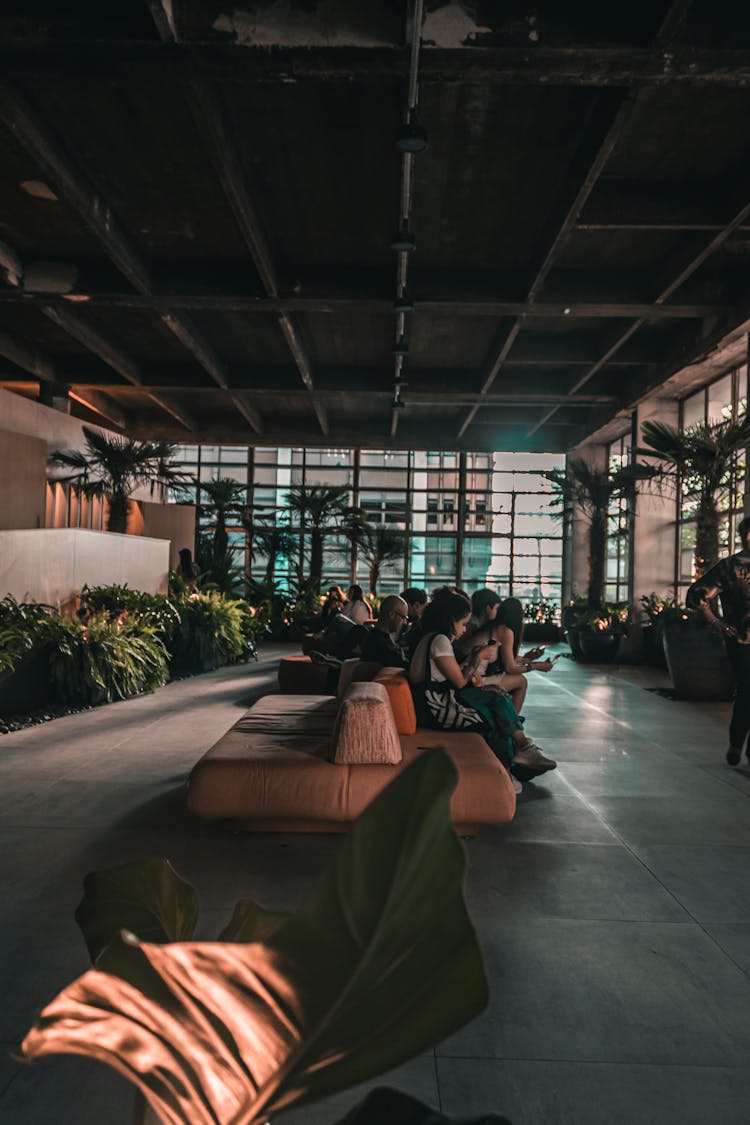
{"left": 663, "top": 619, "right": 734, "bottom": 700}
{"left": 578, "top": 630, "right": 622, "bottom": 663}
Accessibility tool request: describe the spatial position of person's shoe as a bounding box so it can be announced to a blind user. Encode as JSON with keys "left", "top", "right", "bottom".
{"left": 510, "top": 773, "right": 523, "bottom": 795}
{"left": 513, "top": 741, "right": 557, "bottom": 772}
{"left": 727, "top": 745, "right": 742, "bottom": 766}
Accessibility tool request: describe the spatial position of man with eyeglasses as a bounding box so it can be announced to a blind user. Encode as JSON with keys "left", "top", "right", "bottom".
{"left": 361, "top": 595, "right": 411, "bottom": 669}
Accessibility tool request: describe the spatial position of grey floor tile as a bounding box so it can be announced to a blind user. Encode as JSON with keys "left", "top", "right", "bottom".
{"left": 704, "top": 923, "right": 750, "bottom": 976}
{"left": 0, "top": 1056, "right": 132, "bottom": 1125}
{"left": 464, "top": 843, "right": 687, "bottom": 922}
{"left": 634, "top": 845, "right": 750, "bottom": 923}
{"left": 585, "top": 792, "right": 750, "bottom": 845}
{"left": 491, "top": 792, "right": 618, "bottom": 844}
{"left": 273, "top": 1055, "right": 439, "bottom": 1125}
{"left": 437, "top": 919, "right": 750, "bottom": 1067}
{"left": 437, "top": 1058, "right": 750, "bottom": 1125}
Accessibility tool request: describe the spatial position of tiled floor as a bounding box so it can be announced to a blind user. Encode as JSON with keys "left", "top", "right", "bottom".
{"left": 2, "top": 646, "right": 749, "bottom": 1124}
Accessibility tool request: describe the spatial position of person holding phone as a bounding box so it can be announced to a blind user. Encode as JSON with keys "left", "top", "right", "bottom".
{"left": 456, "top": 594, "right": 554, "bottom": 713}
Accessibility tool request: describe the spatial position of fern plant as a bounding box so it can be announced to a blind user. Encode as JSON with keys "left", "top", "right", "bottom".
{"left": 42, "top": 614, "right": 169, "bottom": 705}
{"left": 170, "top": 590, "right": 249, "bottom": 670}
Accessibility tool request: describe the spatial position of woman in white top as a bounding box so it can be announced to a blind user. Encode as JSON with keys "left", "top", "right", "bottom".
{"left": 409, "top": 589, "right": 556, "bottom": 783}
{"left": 343, "top": 584, "right": 372, "bottom": 625}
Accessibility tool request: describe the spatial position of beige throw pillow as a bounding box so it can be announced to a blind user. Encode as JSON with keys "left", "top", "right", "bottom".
{"left": 332, "top": 681, "right": 403, "bottom": 765}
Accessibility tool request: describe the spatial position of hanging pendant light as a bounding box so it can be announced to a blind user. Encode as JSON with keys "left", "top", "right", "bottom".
{"left": 396, "top": 112, "right": 429, "bottom": 153}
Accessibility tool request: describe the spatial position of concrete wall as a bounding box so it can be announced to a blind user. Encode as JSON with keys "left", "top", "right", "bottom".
{"left": 0, "top": 528, "right": 170, "bottom": 606}
{"left": 0, "top": 429, "right": 47, "bottom": 530}
{"left": 0, "top": 389, "right": 195, "bottom": 569}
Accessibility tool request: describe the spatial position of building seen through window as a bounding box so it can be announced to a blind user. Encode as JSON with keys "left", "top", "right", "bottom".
{"left": 173, "top": 446, "right": 565, "bottom": 604}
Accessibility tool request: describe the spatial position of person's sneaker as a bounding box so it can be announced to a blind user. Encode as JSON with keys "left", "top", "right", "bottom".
{"left": 513, "top": 741, "right": 557, "bottom": 772}
{"left": 510, "top": 773, "right": 523, "bottom": 795}
{"left": 727, "top": 745, "right": 742, "bottom": 766}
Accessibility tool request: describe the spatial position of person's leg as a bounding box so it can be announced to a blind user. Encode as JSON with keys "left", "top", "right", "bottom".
{"left": 499, "top": 672, "right": 527, "bottom": 713}
{"left": 726, "top": 640, "right": 750, "bottom": 764}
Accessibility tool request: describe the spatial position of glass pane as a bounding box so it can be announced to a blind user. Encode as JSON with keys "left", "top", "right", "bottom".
{"left": 682, "top": 391, "right": 705, "bottom": 428}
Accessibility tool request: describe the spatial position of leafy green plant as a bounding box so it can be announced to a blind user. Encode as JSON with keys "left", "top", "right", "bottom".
{"left": 50, "top": 426, "right": 192, "bottom": 534}
{"left": 79, "top": 584, "right": 181, "bottom": 639}
{"left": 356, "top": 524, "right": 407, "bottom": 596}
{"left": 544, "top": 459, "right": 654, "bottom": 608}
{"left": 0, "top": 596, "right": 53, "bottom": 671}
{"left": 285, "top": 484, "right": 363, "bottom": 592}
{"left": 170, "top": 589, "right": 249, "bottom": 670}
{"left": 245, "top": 511, "right": 298, "bottom": 584}
{"left": 523, "top": 598, "right": 559, "bottom": 626}
{"left": 637, "top": 416, "right": 750, "bottom": 576}
{"left": 42, "top": 614, "right": 169, "bottom": 704}
{"left": 195, "top": 533, "right": 245, "bottom": 596}
{"left": 22, "top": 749, "right": 501, "bottom": 1125}
{"left": 198, "top": 476, "right": 248, "bottom": 559}
{"left": 639, "top": 591, "right": 677, "bottom": 627}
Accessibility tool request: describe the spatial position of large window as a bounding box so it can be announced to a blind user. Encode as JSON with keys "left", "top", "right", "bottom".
{"left": 174, "top": 446, "right": 565, "bottom": 604}
{"left": 606, "top": 431, "right": 631, "bottom": 603}
{"left": 677, "top": 367, "right": 748, "bottom": 592}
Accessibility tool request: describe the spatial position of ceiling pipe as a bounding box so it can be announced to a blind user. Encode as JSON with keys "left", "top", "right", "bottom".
{"left": 392, "top": 0, "right": 425, "bottom": 417}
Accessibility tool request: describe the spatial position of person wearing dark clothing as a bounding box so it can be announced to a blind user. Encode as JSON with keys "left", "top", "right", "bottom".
{"left": 686, "top": 515, "right": 750, "bottom": 765}
{"left": 400, "top": 587, "right": 427, "bottom": 656}
{"left": 319, "top": 613, "right": 368, "bottom": 660}
{"left": 361, "top": 595, "right": 410, "bottom": 669}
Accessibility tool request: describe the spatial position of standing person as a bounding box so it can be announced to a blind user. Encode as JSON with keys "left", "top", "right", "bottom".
{"left": 687, "top": 515, "right": 750, "bottom": 765}
{"left": 175, "top": 547, "right": 199, "bottom": 592}
{"left": 361, "top": 595, "right": 410, "bottom": 668}
{"left": 343, "top": 584, "right": 373, "bottom": 625}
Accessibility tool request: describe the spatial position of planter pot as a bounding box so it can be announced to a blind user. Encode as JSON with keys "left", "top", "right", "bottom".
{"left": 663, "top": 619, "right": 734, "bottom": 700}
{"left": 578, "top": 631, "right": 622, "bottom": 663}
{"left": 643, "top": 624, "right": 668, "bottom": 669}
{"left": 566, "top": 625, "right": 584, "bottom": 661}
{"left": 0, "top": 648, "right": 55, "bottom": 718}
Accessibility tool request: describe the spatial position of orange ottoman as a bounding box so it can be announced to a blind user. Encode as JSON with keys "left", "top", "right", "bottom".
{"left": 278, "top": 654, "right": 333, "bottom": 694}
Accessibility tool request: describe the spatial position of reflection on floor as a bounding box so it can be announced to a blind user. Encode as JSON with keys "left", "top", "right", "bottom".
{"left": 2, "top": 644, "right": 750, "bottom": 1125}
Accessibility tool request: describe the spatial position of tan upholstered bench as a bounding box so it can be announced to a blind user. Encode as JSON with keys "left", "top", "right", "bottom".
{"left": 187, "top": 674, "right": 517, "bottom": 834}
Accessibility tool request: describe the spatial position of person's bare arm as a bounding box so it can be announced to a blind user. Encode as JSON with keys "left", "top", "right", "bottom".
{"left": 433, "top": 642, "right": 497, "bottom": 689}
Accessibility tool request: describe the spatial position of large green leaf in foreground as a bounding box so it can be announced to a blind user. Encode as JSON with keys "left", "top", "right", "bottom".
{"left": 21, "top": 748, "right": 488, "bottom": 1125}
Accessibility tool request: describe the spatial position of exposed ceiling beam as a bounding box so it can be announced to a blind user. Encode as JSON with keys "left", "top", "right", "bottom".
{"left": 68, "top": 388, "right": 129, "bottom": 429}
{"left": 38, "top": 303, "right": 196, "bottom": 431}
{"left": 0, "top": 289, "right": 725, "bottom": 320}
{"left": 148, "top": 5, "right": 322, "bottom": 436}
{"left": 577, "top": 180, "right": 734, "bottom": 232}
{"left": 0, "top": 327, "right": 128, "bottom": 429}
{"left": 0, "top": 82, "right": 255, "bottom": 434}
{"left": 3, "top": 44, "right": 750, "bottom": 87}
{"left": 458, "top": 87, "right": 636, "bottom": 440}
{"left": 530, "top": 175, "right": 750, "bottom": 437}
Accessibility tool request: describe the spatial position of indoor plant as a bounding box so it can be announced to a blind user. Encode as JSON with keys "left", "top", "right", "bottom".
{"left": 50, "top": 427, "right": 191, "bottom": 535}
{"left": 636, "top": 416, "right": 750, "bottom": 697}
{"left": 544, "top": 458, "right": 652, "bottom": 661}
{"left": 21, "top": 749, "right": 509, "bottom": 1125}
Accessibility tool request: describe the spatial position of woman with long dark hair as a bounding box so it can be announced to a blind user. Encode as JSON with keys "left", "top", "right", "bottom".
{"left": 343, "top": 584, "right": 372, "bottom": 625}
{"left": 409, "top": 589, "right": 556, "bottom": 789}
{"left": 456, "top": 594, "right": 553, "bottom": 714}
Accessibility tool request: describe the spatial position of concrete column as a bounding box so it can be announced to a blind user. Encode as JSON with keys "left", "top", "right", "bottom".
{"left": 632, "top": 397, "right": 679, "bottom": 611}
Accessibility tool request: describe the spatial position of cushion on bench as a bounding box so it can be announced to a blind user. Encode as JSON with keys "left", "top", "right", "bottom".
{"left": 373, "top": 667, "right": 417, "bottom": 735}
{"left": 332, "top": 681, "right": 402, "bottom": 765}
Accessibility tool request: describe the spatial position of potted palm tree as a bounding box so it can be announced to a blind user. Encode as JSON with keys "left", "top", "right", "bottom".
{"left": 636, "top": 415, "right": 750, "bottom": 699}
{"left": 50, "top": 427, "right": 191, "bottom": 535}
{"left": 285, "top": 483, "right": 363, "bottom": 593}
{"left": 356, "top": 524, "right": 407, "bottom": 596}
{"left": 198, "top": 477, "right": 247, "bottom": 559}
{"left": 544, "top": 458, "right": 653, "bottom": 662}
